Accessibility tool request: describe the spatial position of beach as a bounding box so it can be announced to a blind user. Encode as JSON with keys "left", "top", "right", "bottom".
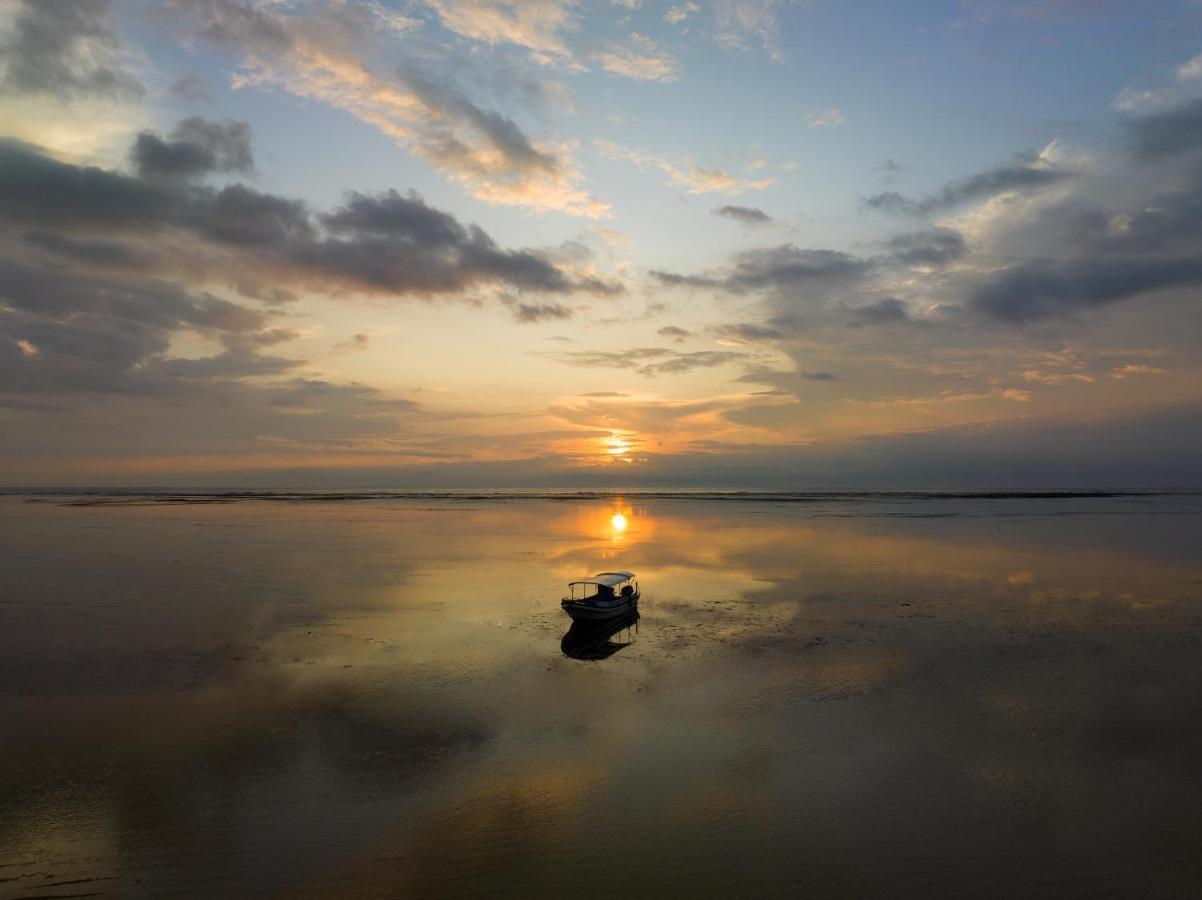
{"left": 3, "top": 491, "right": 1202, "bottom": 896}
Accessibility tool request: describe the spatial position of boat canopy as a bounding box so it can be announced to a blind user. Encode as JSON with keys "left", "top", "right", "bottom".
{"left": 568, "top": 571, "right": 635, "bottom": 587}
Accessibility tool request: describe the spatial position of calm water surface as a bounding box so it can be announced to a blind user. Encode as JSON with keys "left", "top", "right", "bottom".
{"left": 2, "top": 492, "right": 1202, "bottom": 896}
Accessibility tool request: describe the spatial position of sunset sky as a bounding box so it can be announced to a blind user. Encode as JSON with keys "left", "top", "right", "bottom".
{"left": 2, "top": 0, "right": 1202, "bottom": 487}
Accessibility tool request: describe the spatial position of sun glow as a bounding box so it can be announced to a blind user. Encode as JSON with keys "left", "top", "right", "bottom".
{"left": 605, "top": 435, "right": 631, "bottom": 456}
{"left": 610, "top": 513, "right": 628, "bottom": 532}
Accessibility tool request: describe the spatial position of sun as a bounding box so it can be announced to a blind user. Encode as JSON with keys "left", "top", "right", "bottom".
{"left": 610, "top": 513, "right": 628, "bottom": 532}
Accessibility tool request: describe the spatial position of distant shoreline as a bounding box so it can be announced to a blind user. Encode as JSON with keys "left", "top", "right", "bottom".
{"left": 3, "top": 488, "right": 1199, "bottom": 506}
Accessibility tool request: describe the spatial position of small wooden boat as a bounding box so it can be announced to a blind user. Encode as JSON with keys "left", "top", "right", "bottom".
{"left": 560, "top": 571, "right": 640, "bottom": 621}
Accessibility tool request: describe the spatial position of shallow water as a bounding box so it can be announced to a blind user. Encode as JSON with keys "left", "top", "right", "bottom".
{"left": 2, "top": 492, "right": 1202, "bottom": 897}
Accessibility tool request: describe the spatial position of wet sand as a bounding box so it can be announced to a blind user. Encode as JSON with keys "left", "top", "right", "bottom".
{"left": 2, "top": 492, "right": 1202, "bottom": 896}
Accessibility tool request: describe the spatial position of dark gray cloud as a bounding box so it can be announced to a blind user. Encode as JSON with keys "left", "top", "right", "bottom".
{"left": 971, "top": 257, "right": 1202, "bottom": 322}
{"left": 653, "top": 245, "right": 869, "bottom": 294}
{"left": 188, "top": 184, "right": 313, "bottom": 246}
{"left": 0, "top": 261, "right": 281, "bottom": 394}
{"left": 551, "top": 347, "right": 750, "bottom": 377}
{"left": 802, "top": 371, "right": 836, "bottom": 381}
{"left": 850, "top": 297, "right": 910, "bottom": 326}
{"left": 865, "top": 153, "right": 1069, "bottom": 215}
{"left": 713, "top": 322, "right": 787, "bottom": 341}
{"left": 713, "top": 205, "right": 773, "bottom": 225}
{"left": 1123, "top": 98, "right": 1202, "bottom": 161}
{"left": 301, "top": 191, "right": 590, "bottom": 295}
{"left": 0, "top": 139, "right": 610, "bottom": 299}
{"left": 169, "top": 73, "right": 211, "bottom": 104}
{"left": 0, "top": 0, "right": 142, "bottom": 99}
{"left": 509, "top": 301, "right": 573, "bottom": 323}
{"left": 0, "top": 139, "right": 171, "bottom": 228}
{"left": 398, "top": 71, "right": 557, "bottom": 175}
{"left": 887, "top": 227, "right": 967, "bottom": 266}
{"left": 132, "top": 118, "right": 254, "bottom": 180}
{"left": 150, "top": 347, "right": 299, "bottom": 380}
{"left": 23, "top": 231, "right": 149, "bottom": 268}
{"left": 657, "top": 325, "right": 691, "bottom": 342}
{"left": 169, "top": 0, "right": 293, "bottom": 56}
{"left": 264, "top": 379, "right": 417, "bottom": 412}
{"left": 0, "top": 260, "right": 265, "bottom": 332}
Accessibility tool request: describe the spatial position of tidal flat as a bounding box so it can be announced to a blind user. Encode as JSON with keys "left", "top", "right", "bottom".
{"left": 3, "top": 492, "right": 1202, "bottom": 897}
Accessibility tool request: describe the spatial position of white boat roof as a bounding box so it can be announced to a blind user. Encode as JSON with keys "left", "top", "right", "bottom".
{"left": 569, "top": 571, "right": 635, "bottom": 587}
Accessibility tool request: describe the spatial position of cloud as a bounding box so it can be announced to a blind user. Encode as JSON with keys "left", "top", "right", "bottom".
{"left": 0, "top": 139, "right": 173, "bottom": 228}
{"left": 886, "top": 227, "right": 967, "bottom": 266}
{"left": 0, "top": 0, "right": 142, "bottom": 100}
{"left": 714, "top": 0, "right": 795, "bottom": 58}
{"left": 864, "top": 150, "right": 1070, "bottom": 215}
{"left": 971, "top": 258, "right": 1202, "bottom": 322}
{"left": 508, "top": 300, "right": 574, "bottom": 322}
{"left": 1020, "top": 370, "right": 1094, "bottom": 385}
{"left": 1109, "top": 363, "right": 1166, "bottom": 380}
{"left": 131, "top": 117, "right": 254, "bottom": 180}
{"left": 806, "top": 108, "right": 844, "bottom": 128}
{"left": 1123, "top": 97, "right": 1202, "bottom": 160}
{"left": 664, "top": 2, "right": 700, "bottom": 25}
{"left": 653, "top": 244, "right": 870, "bottom": 294}
{"left": 22, "top": 231, "right": 150, "bottom": 268}
{"left": 0, "top": 260, "right": 286, "bottom": 395}
{"left": 592, "top": 33, "right": 679, "bottom": 82}
{"left": 1177, "top": 53, "right": 1202, "bottom": 82}
{"left": 849, "top": 297, "right": 910, "bottom": 326}
{"left": 712, "top": 322, "right": 786, "bottom": 341}
{"left": 657, "top": 325, "right": 692, "bottom": 342}
{"left": 713, "top": 204, "right": 773, "bottom": 226}
{"left": 422, "top": 0, "right": 577, "bottom": 61}
{"left": 0, "top": 138, "right": 613, "bottom": 301}
{"left": 169, "top": 0, "right": 607, "bottom": 216}
{"left": 335, "top": 333, "right": 371, "bottom": 352}
{"left": 596, "top": 140, "right": 774, "bottom": 195}
{"left": 802, "top": 370, "right": 836, "bottom": 380}
{"left": 169, "top": 73, "right": 211, "bottom": 104}
{"left": 1111, "top": 86, "right": 1168, "bottom": 113}
{"left": 549, "top": 347, "right": 751, "bottom": 376}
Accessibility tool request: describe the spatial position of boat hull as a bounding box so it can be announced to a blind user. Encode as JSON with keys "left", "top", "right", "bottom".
{"left": 561, "top": 593, "right": 639, "bottom": 621}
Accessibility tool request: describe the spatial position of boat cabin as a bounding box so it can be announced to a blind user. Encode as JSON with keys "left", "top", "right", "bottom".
{"left": 565, "top": 571, "right": 639, "bottom": 602}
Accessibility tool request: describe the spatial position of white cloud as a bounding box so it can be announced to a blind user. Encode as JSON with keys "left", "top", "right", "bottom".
{"left": 1110, "top": 364, "right": 1166, "bottom": 380}
{"left": 1111, "top": 86, "right": 1168, "bottom": 112}
{"left": 664, "top": 2, "right": 700, "bottom": 25}
{"left": 180, "top": 1, "right": 607, "bottom": 217}
{"left": 714, "top": 0, "right": 796, "bottom": 58}
{"left": 422, "top": 0, "right": 579, "bottom": 62}
{"left": 592, "top": 33, "right": 679, "bottom": 82}
{"left": 1177, "top": 52, "right": 1202, "bottom": 81}
{"left": 806, "top": 108, "right": 844, "bottom": 127}
{"left": 595, "top": 139, "right": 775, "bottom": 195}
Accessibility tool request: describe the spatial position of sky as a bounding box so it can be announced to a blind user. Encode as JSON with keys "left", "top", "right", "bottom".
{"left": 2, "top": 0, "right": 1202, "bottom": 488}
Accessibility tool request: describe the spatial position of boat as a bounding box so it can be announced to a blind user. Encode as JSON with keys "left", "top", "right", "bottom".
{"left": 561, "top": 610, "right": 640, "bottom": 660}
{"left": 560, "top": 571, "right": 640, "bottom": 621}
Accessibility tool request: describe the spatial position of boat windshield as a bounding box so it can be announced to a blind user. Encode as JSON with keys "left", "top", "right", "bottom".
{"left": 567, "top": 582, "right": 607, "bottom": 600}
{"left": 567, "top": 577, "right": 637, "bottom": 600}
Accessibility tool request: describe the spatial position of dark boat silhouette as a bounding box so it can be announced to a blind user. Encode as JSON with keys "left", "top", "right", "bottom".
{"left": 560, "top": 571, "right": 640, "bottom": 621}
{"left": 561, "top": 610, "right": 641, "bottom": 660}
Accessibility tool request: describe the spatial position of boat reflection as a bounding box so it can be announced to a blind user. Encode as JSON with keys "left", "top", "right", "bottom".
{"left": 560, "top": 611, "right": 641, "bottom": 660}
